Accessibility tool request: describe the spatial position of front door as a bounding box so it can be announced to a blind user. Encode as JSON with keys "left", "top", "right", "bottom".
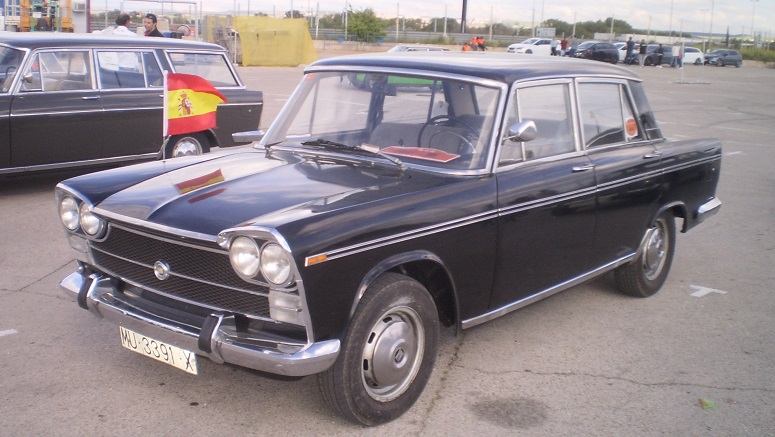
{"left": 9, "top": 50, "right": 103, "bottom": 167}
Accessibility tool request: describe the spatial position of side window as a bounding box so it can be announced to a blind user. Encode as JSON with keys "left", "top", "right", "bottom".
{"left": 500, "top": 82, "right": 575, "bottom": 165}
{"left": 97, "top": 51, "right": 160, "bottom": 89}
{"left": 578, "top": 82, "right": 638, "bottom": 148}
{"left": 20, "top": 51, "right": 92, "bottom": 92}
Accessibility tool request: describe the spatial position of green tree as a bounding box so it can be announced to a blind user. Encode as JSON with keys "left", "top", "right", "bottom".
{"left": 347, "top": 8, "right": 385, "bottom": 41}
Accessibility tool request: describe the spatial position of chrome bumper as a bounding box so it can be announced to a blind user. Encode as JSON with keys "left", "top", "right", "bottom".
{"left": 59, "top": 269, "right": 339, "bottom": 377}
{"left": 696, "top": 197, "right": 722, "bottom": 224}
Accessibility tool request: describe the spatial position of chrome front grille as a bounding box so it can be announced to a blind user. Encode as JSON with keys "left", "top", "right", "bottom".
{"left": 90, "top": 224, "right": 271, "bottom": 318}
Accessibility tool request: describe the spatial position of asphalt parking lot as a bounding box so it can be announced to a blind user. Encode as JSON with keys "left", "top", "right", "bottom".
{"left": 1, "top": 54, "right": 774, "bottom": 436}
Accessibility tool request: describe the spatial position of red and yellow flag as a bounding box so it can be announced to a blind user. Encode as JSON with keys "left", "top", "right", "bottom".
{"left": 164, "top": 73, "right": 227, "bottom": 136}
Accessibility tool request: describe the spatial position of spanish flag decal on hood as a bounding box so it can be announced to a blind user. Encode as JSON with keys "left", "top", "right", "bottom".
{"left": 164, "top": 73, "right": 227, "bottom": 136}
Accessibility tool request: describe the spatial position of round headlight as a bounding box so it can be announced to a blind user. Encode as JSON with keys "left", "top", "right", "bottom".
{"left": 229, "top": 237, "right": 261, "bottom": 278}
{"left": 79, "top": 203, "right": 104, "bottom": 236}
{"left": 260, "top": 243, "right": 292, "bottom": 285}
{"left": 59, "top": 196, "right": 80, "bottom": 231}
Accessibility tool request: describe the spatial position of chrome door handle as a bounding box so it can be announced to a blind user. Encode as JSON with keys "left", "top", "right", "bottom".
{"left": 81, "top": 96, "right": 100, "bottom": 100}
{"left": 643, "top": 151, "right": 662, "bottom": 159}
{"left": 572, "top": 164, "right": 595, "bottom": 172}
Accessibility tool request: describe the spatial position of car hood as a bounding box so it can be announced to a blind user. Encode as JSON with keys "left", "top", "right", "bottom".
{"left": 93, "top": 148, "right": 450, "bottom": 236}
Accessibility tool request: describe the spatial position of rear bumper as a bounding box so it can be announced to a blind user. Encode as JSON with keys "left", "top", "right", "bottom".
{"left": 60, "top": 268, "right": 339, "bottom": 377}
{"left": 695, "top": 197, "right": 722, "bottom": 224}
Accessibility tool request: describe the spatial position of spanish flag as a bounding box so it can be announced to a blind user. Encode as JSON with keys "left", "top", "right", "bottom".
{"left": 164, "top": 72, "right": 227, "bottom": 136}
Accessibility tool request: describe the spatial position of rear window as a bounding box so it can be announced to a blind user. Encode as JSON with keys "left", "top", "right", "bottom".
{"left": 167, "top": 52, "right": 239, "bottom": 87}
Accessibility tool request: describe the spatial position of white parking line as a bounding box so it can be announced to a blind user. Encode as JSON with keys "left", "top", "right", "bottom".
{"left": 0, "top": 329, "right": 19, "bottom": 337}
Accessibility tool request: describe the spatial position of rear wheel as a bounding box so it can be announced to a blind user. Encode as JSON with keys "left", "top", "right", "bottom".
{"left": 735, "top": 60, "right": 742, "bottom": 68}
{"left": 165, "top": 133, "right": 210, "bottom": 158}
{"left": 615, "top": 212, "right": 676, "bottom": 298}
{"left": 318, "top": 273, "right": 439, "bottom": 425}
{"left": 694, "top": 58, "right": 702, "bottom": 65}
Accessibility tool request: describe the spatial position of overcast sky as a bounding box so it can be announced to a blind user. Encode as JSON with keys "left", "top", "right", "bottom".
{"left": 119, "top": 0, "right": 773, "bottom": 36}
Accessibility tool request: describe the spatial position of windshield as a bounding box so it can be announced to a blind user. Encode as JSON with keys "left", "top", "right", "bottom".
{"left": 0, "top": 46, "right": 25, "bottom": 93}
{"left": 263, "top": 71, "right": 501, "bottom": 172}
{"left": 522, "top": 38, "right": 540, "bottom": 45}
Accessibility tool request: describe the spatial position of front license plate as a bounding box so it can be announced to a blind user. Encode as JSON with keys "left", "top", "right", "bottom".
{"left": 119, "top": 326, "right": 198, "bottom": 375}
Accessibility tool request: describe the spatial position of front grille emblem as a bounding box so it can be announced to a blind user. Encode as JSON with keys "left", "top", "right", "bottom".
{"left": 153, "top": 260, "right": 171, "bottom": 280}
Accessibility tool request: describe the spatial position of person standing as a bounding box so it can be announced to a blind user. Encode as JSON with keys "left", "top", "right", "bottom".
{"left": 670, "top": 43, "right": 680, "bottom": 67}
{"left": 560, "top": 36, "right": 568, "bottom": 56}
{"left": 569, "top": 35, "right": 579, "bottom": 57}
{"left": 113, "top": 13, "right": 137, "bottom": 36}
{"left": 625, "top": 36, "right": 635, "bottom": 65}
{"left": 656, "top": 44, "right": 664, "bottom": 67}
{"left": 143, "top": 13, "right": 164, "bottom": 37}
{"left": 550, "top": 38, "right": 558, "bottom": 56}
{"left": 638, "top": 39, "right": 647, "bottom": 67}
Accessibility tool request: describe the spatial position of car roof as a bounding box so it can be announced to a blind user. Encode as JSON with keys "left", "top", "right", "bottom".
{"left": 309, "top": 52, "right": 640, "bottom": 84}
{"left": 0, "top": 32, "right": 225, "bottom": 51}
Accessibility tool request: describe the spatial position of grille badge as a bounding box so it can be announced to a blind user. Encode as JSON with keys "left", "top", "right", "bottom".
{"left": 153, "top": 260, "right": 171, "bottom": 280}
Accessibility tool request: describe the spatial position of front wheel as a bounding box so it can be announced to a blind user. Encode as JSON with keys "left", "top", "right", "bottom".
{"left": 716, "top": 58, "right": 724, "bottom": 67}
{"left": 318, "top": 273, "right": 439, "bottom": 426}
{"left": 615, "top": 212, "right": 676, "bottom": 298}
{"left": 165, "top": 133, "right": 210, "bottom": 158}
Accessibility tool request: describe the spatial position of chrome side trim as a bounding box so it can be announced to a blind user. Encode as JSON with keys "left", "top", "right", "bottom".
{"left": 59, "top": 271, "right": 339, "bottom": 376}
{"left": 461, "top": 254, "right": 635, "bottom": 329}
{"left": 0, "top": 153, "right": 157, "bottom": 175}
{"left": 305, "top": 210, "right": 498, "bottom": 265}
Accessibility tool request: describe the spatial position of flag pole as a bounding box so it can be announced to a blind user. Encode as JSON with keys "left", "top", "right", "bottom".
{"left": 161, "top": 70, "right": 169, "bottom": 160}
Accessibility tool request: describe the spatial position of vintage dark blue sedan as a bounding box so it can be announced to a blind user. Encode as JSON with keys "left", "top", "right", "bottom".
{"left": 56, "top": 52, "right": 721, "bottom": 425}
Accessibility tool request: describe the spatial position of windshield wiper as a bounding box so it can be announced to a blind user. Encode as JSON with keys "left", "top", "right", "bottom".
{"left": 300, "top": 139, "right": 405, "bottom": 170}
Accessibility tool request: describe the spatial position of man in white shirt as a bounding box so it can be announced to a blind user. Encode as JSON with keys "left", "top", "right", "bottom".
{"left": 113, "top": 13, "right": 137, "bottom": 37}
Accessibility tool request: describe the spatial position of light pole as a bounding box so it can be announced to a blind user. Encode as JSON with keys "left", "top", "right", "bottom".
{"left": 700, "top": 8, "right": 708, "bottom": 52}
{"left": 709, "top": 0, "right": 715, "bottom": 49}
{"left": 751, "top": 0, "right": 759, "bottom": 44}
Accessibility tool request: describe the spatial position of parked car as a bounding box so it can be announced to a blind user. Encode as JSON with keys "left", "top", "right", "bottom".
{"left": 616, "top": 41, "right": 640, "bottom": 64}
{"left": 0, "top": 33, "right": 263, "bottom": 175}
{"left": 683, "top": 46, "right": 704, "bottom": 65}
{"left": 642, "top": 44, "right": 673, "bottom": 66}
{"left": 57, "top": 52, "right": 722, "bottom": 425}
{"left": 507, "top": 37, "right": 553, "bottom": 55}
{"left": 704, "top": 49, "right": 742, "bottom": 67}
{"left": 573, "top": 41, "right": 619, "bottom": 63}
{"left": 388, "top": 44, "right": 449, "bottom": 52}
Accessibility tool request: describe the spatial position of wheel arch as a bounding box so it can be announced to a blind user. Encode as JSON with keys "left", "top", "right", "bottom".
{"left": 652, "top": 201, "right": 688, "bottom": 232}
{"left": 351, "top": 250, "right": 458, "bottom": 330}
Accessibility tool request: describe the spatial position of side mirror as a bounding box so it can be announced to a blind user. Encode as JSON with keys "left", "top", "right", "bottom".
{"left": 505, "top": 120, "right": 537, "bottom": 142}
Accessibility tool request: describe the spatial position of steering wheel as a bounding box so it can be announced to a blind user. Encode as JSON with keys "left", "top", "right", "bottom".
{"left": 417, "top": 115, "right": 480, "bottom": 148}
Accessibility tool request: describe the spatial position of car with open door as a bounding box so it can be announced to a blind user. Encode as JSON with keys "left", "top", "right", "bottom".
{"left": 0, "top": 32, "right": 262, "bottom": 175}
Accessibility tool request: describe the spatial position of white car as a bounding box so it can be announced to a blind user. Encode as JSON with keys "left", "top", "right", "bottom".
{"left": 507, "top": 37, "right": 553, "bottom": 55}
{"left": 683, "top": 47, "right": 704, "bottom": 65}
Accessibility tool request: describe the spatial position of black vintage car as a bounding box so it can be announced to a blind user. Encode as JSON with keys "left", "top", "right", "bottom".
{"left": 0, "top": 33, "right": 262, "bottom": 175}
{"left": 573, "top": 41, "right": 619, "bottom": 64}
{"left": 56, "top": 53, "right": 721, "bottom": 425}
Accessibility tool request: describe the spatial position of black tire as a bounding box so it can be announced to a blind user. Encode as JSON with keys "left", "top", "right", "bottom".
{"left": 694, "top": 58, "right": 702, "bottom": 65}
{"left": 716, "top": 58, "right": 724, "bottom": 67}
{"left": 614, "top": 212, "right": 676, "bottom": 298}
{"left": 165, "top": 132, "right": 210, "bottom": 158}
{"left": 318, "top": 273, "right": 439, "bottom": 426}
{"left": 735, "top": 60, "right": 742, "bottom": 68}
{"left": 644, "top": 57, "right": 653, "bottom": 66}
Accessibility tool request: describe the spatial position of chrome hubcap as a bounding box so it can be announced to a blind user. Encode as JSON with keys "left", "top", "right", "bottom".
{"left": 362, "top": 306, "right": 424, "bottom": 402}
{"left": 171, "top": 137, "right": 202, "bottom": 157}
{"left": 642, "top": 222, "right": 667, "bottom": 280}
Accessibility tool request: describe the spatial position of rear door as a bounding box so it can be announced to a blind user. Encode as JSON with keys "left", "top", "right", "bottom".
{"left": 95, "top": 49, "right": 166, "bottom": 156}
{"left": 577, "top": 80, "right": 663, "bottom": 266}
{"left": 9, "top": 49, "right": 103, "bottom": 167}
